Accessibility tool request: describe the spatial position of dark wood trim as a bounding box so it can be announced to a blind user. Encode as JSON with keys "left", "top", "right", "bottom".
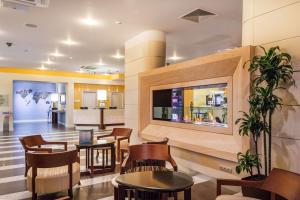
{"left": 105, "top": 123, "right": 125, "bottom": 126}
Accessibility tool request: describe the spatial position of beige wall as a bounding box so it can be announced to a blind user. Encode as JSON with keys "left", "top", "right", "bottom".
{"left": 243, "top": 0, "right": 300, "bottom": 173}
{"left": 0, "top": 72, "right": 123, "bottom": 129}
{"left": 124, "top": 30, "right": 166, "bottom": 144}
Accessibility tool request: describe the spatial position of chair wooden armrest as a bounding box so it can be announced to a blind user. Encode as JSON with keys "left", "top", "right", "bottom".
{"left": 120, "top": 155, "right": 129, "bottom": 174}
{"left": 26, "top": 147, "right": 53, "bottom": 153}
{"left": 216, "top": 179, "right": 264, "bottom": 196}
{"left": 169, "top": 157, "right": 178, "bottom": 172}
{"left": 97, "top": 134, "right": 113, "bottom": 140}
{"left": 44, "top": 141, "right": 68, "bottom": 150}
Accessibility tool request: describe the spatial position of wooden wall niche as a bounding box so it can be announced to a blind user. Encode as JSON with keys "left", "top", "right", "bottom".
{"left": 150, "top": 76, "right": 233, "bottom": 134}
{"left": 138, "top": 46, "right": 255, "bottom": 162}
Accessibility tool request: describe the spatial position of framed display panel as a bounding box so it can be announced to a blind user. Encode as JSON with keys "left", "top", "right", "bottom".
{"left": 150, "top": 76, "right": 233, "bottom": 135}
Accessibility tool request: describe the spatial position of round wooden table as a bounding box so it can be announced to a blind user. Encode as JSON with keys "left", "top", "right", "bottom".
{"left": 116, "top": 171, "right": 194, "bottom": 200}
{"left": 75, "top": 139, "right": 115, "bottom": 177}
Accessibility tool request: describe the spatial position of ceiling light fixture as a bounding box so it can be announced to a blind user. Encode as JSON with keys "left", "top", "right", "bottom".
{"left": 96, "top": 58, "right": 105, "bottom": 66}
{"left": 80, "top": 16, "right": 99, "bottom": 26}
{"left": 114, "top": 21, "right": 122, "bottom": 24}
{"left": 168, "top": 52, "right": 183, "bottom": 61}
{"left": 112, "top": 51, "right": 124, "bottom": 59}
{"left": 0, "top": 56, "right": 4, "bottom": 60}
{"left": 50, "top": 49, "right": 64, "bottom": 57}
{"left": 38, "top": 64, "right": 47, "bottom": 70}
{"left": 76, "top": 69, "right": 84, "bottom": 73}
{"left": 61, "top": 37, "right": 78, "bottom": 46}
{"left": 43, "top": 58, "right": 54, "bottom": 65}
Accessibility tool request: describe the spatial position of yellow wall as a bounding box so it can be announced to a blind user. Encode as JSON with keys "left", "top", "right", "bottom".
{"left": 74, "top": 83, "right": 124, "bottom": 109}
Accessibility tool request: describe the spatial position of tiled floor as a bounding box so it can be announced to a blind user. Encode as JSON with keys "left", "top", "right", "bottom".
{"left": 0, "top": 122, "right": 235, "bottom": 200}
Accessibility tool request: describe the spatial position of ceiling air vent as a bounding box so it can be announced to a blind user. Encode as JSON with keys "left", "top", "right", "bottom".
{"left": 180, "top": 8, "right": 216, "bottom": 23}
{"left": 0, "top": 0, "right": 49, "bottom": 9}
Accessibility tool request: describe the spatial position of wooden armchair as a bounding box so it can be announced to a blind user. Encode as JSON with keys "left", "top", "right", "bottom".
{"left": 26, "top": 150, "right": 80, "bottom": 200}
{"left": 121, "top": 143, "right": 177, "bottom": 174}
{"left": 120, "top": 137, "right": 169, "bottom": 164}
{"left": 19, "top": 134, "right": 67, "bottom": 176}
{"left": 96, "top": 128, "right": 132, "bottom": 162}
{"left": 217, "top": 168, "right": 300, "bottom": 200}
{"left": 112, "top": 144, "right": 177, "bottom": 200}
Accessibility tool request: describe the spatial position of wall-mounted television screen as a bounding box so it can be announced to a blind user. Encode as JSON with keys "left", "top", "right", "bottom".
{"left": 152, "top": 83, "right": 228, "bottom": 128}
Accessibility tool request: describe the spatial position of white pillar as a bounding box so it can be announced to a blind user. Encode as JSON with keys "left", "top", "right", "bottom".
{"left": 124, "top": 30, "right": 166, "bottom": 144}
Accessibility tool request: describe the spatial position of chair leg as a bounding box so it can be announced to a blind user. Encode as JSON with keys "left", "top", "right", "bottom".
{"left": 24, "top": 164, "right": 28, "bottom": 177}
{"left": 68, "top": 188, "right": 73, "bottom": 198}
{"left": 116, "top": 150, "right": 120, "bottom": 163}
{"left": 96, "top": 150, "right": 99, "bottom": 158}
{"left": 174, "top": 192, "right": 178, "bottom": 200}
{"left": 114, "top": 187, "right": 118, "bottom": 200}
{"left": 32, "top": 192, "right": 37, "bottom": 200}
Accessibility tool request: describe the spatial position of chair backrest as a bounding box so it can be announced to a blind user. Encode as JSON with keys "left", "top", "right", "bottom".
{"left": 122, "top": 144, "right": 177, "bottom": 174}
{"left": 111, "top": 128, "right": 132, "bottom": 137}
{"left": 144, "top": 137, "right": 169, "bottom": 145}
{"left": 26, "top": 150, "right": 78, "bottom": 168}
{"left": 261, "top": 168, "right": 300, "bottom": 200}
{"left": 19, "top": 135, "right": 45, "bottom": 150}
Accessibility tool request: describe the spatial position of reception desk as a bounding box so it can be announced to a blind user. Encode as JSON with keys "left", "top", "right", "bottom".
{"left": 73, "top": 109, "right": 124, "bottom": 130}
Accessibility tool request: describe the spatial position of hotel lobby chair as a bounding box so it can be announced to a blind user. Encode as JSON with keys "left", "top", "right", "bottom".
{"left": 112, "top": 143, "right": 177, "bottom": 200}
{"left": 120, "top": 137, "right": 169, "bottom": 164}
{"left": 26, "top": 150, "right": 80, "bottom": 200}
{"left": 19, "top": 134, "right": 68, "bottom": 177}
{"left": 216, "top": 168, "right": 300, "bottom": 200}
{"left": 96, "top": 128, "right": 132, "bottom": 162}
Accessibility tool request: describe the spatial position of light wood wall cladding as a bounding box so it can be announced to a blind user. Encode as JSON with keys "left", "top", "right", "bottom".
{"left": 242, "top": 0, "right": 300, "bottom": 174}
{"left": 139, "top": 46, "right": 255, "bottom": 162}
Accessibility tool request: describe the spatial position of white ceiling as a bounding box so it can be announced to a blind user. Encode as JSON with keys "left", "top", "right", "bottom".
{"left": 0, "top": 0, "right": 242, "bottom": 74}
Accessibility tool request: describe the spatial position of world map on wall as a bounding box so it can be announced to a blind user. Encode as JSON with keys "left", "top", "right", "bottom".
{"left": 16, "top": 89, "right": 51, "bottom": 105}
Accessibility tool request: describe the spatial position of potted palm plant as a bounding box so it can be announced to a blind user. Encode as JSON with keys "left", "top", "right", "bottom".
{"left": 235, "top": 46, "right": 294, "bottom": 197}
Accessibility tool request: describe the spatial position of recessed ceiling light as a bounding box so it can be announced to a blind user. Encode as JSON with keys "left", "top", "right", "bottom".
{"left": 168, "top": 52, "right": 183, "bottom": 61}
{"left": 76, "top": 69, "right": 84, "bottom": 73}
{"left": 114, "top": 21, "right": 122, "bottom": 24}
{"left": 69, "top": 57, "right": 73, "bottom": 59}
{"left": 50, "top": 49, "right": 64, "bottom": 57}
{"left": 42, "top": 58, "right": 54, "bottom": 65}
{"left": 96, "top": 58, "right": 105, "bottom": 66}
{"left": 61, "top": 37, "right": 78, "bottom": 46}
{"left": 112, "top": 51, "right": 124, "bottom": 59}
{"left": 25, "top": 23, "right": 38, "bottom": 28}
{"left": 80, "top": 16, "right": 99, "bottom": 26}
{"left": 0, "top": 56, "right": 4, "bottom": 60}
{"left": 38, "top": 64, "right": 47, "bottom": 70}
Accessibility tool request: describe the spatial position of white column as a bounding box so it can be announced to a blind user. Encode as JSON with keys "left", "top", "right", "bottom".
{"left": 124, "top": 30, "right": 166, "bottom": 144}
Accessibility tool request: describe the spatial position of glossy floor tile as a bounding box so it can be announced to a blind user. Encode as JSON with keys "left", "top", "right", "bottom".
{"left": 0, "top": 122, "right": 235, "bottom": 200}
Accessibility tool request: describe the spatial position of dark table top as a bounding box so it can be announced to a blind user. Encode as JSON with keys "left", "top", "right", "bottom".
{"left": 75, "top": 139, "right": 115, "bottom": 148}
{"left": 116, "top": 171, "right": 194, "bottom": 192}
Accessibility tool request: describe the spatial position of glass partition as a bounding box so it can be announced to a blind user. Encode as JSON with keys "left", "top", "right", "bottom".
{"left": 152, "top": 83, "right": 228, "bottom": 128}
